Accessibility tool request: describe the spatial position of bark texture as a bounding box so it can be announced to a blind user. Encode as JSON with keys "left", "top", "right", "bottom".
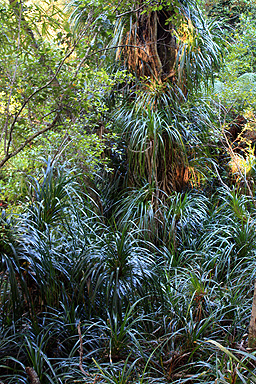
{"left": 123, "top": 9, "right": 177, "bottom": 83}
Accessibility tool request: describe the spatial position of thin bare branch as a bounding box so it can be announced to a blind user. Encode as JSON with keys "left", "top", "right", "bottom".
{"left": 116, "top": 0, "right": 152, "bottom": 18}
{"left": 77, "top": 322, "right": 90, "bottom": 377}
{"left": 249, "top": 280, "right": 256, "bottom": 349}
{"left": 0, "top": 112, "right": 61, "bottom": 168}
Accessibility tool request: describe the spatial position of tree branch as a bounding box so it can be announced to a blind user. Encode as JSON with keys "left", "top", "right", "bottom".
{"left": 116, "top": 0, "right": 152, "bottom": 18}
{"left": 0, "top": 112, "right": 61, "bottom": 168}
{"left": 77, "top": 322, "right": 89, "bottom": 377}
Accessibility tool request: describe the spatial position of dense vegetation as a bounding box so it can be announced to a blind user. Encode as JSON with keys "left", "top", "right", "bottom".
{"left": 1, "top": 0, "right": 256, "bottom": 382}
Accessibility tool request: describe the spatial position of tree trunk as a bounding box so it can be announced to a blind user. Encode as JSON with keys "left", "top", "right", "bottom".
{"left": 122, "top": 9, "right": 177, "bottom": 84}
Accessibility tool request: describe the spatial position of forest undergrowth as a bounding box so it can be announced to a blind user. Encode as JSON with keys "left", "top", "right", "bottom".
{"left": 1, "top": 157, "right": 256, "bottom": 383}
{"left": 1, "top": 0, "right": 256, "bottom": 383}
